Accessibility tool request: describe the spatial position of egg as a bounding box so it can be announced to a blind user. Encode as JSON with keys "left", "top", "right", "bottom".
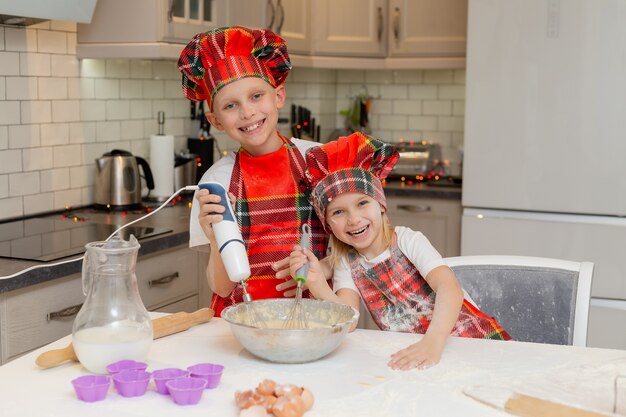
{"left": 235, "top": 390, "right": 266, "bottom": 410}
{"left": 272, "top": 393, "right": 305, "bottom": 417}
{"left": 239, "top": 405, "right": 268, "bottom": 417}
{"left": 256, "top": 379, "right": 277, "bottom": 396}
{"left": 300, "top": 388, "right": 315, "bottom": 411}
{"left": 274, "top": 384, "right": 303, "bottom": 397}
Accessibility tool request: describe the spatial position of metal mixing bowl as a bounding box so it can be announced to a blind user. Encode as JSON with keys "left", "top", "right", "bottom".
{"left": 221, "top": 298, "right": 359, "bottom": 364}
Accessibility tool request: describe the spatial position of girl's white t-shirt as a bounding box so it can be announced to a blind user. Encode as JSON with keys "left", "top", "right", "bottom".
{"left": 332, "top": 226, "right": 445, "bottom": 294}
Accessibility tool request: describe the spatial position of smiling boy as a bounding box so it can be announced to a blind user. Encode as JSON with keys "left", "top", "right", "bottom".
{"left": 178, "top": 27, "right": 328, "bottom": 316}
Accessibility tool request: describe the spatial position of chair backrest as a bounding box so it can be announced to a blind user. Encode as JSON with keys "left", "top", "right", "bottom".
{"left": 444, "top": 255, "right": 593, "bottom": 346}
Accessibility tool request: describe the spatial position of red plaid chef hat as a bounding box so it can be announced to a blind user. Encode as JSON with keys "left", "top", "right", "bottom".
{"left": 306, "top": 132, "right": 399, "bottom": 230}
{"left": 177, "top": 26, "right": 291, "bottom": 109}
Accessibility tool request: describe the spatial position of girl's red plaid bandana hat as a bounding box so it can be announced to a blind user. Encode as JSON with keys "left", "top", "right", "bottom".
{"left": 177, "top": 26, "right": 291, "bottom": 109}
{"left": 305, "top": 132, "right": 399, "bottom": 230}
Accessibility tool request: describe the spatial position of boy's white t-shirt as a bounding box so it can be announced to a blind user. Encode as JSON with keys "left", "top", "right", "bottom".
{"left": 332, "top": 226, "right": 446, "bottom": 294}
{"left": 188, "top": 138, "right": 320, "bottom": 251}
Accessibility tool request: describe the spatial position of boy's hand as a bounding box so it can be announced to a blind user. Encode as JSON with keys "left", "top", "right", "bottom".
{"left": 196, "top": 188, "right": 235, "bottom": 240}
{"left": 387, "top": 334, "right": 445, "bottom": 371}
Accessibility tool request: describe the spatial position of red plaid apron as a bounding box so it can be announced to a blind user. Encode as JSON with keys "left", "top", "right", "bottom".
{"left": 210, "top": 134, "right": 328, "bottom": 316}
{"left": 349, "top": 238, "right": 511, "bottom": 340}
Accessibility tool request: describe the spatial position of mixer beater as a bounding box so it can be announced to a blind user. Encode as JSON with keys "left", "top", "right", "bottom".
{"left": 284, "top": 224, "right": 311, "bottom": 329}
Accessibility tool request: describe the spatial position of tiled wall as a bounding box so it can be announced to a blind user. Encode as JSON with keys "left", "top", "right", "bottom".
{"left": 0, "top": 21, "right": 465, "bottom": 221}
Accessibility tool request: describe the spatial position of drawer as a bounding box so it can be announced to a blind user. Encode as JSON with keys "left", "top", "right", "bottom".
{"left": 2, "top": 273, "right": 84, "bottom": 362}
{"left": 587, "top": 300, "right": 626, "bottom": 350}
{"left": 153, "top": 295, "right": 199, "bottom": 314}
{"left": 136, "top": 247, "right": 199, "bottom": 310}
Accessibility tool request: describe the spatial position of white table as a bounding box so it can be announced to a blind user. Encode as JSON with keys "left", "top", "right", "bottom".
{"left": 1, "top": 318, "right": 624, "bottom": 417}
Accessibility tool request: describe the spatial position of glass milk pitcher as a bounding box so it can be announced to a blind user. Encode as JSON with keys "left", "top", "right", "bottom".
{"left": 72, "top": 235, "right": 153, "bottom": 374}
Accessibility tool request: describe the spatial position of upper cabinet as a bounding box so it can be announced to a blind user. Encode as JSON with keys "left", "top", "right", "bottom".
{"left": 76, "top": 0, "right": 467, "bottom": 69}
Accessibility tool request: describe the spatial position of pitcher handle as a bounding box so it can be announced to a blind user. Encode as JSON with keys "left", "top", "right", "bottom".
{"left": 81, "top": 251, "right": 90, "bottom": 296}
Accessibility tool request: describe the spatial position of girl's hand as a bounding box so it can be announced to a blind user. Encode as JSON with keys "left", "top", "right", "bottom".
{"left": 387, "top": 335, "right": 446, "bottom": 371}
{"left": 288, "top": 246, "right": 327, "bottom": 296}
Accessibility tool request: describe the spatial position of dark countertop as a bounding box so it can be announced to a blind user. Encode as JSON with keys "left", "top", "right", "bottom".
{"left": 0, "top": 201, "right": 194, "bottom": 294}
{"left": 0, "top": 185, "right": 460, "bottom": 294}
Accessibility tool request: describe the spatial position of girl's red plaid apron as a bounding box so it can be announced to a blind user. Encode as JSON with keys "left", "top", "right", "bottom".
{"left": 210, "top": 134, "right": 328, "bottom": 316}
{"left": 348, "top": 238, "right": 511, "bottom": 340}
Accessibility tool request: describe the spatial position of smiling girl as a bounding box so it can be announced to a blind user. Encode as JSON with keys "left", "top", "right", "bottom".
{"left": 290, "top": 133, "right": 511, "bottom": 371}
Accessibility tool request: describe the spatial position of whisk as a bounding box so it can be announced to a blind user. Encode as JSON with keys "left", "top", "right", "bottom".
{"left": 284, "top": 224, "right": 311, "bottom": 329}
{"left": 240, "top": 279, "right": 265, "bottom": 328}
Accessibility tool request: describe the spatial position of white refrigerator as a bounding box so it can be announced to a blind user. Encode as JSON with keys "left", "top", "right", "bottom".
{"left": 462, "top": 0, "right": 626, "bottom": 349}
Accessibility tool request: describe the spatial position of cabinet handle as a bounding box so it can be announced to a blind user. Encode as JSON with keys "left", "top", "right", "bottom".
{"left": 168, "top": 0, "right": 174, "bottom": 22}
{"left": 377, "top": 7, "right": 383, "bottom": 42}
{"left": 47, "top": 303, "right": 83, "bottom": 322}
{"left": 393, "top": 7, "right": 401, "bottom": 41}
{"left": 397, "top": 204, "right": 431, "bottom": 213}
{"left": 276, "top": 0, "right": 285, "bottom": 34}
{"left": 149, "top": 272, "right": 180, "bottom": 287}
{"left": 267, "top": 0, "right": 276, "bottom": 30}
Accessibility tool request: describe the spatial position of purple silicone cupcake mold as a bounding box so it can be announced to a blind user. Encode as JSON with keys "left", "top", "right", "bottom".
{"left": 152, "top": 368, "right": 190, "bottom": 395}
{"left": 106, "top": 359, "right": 148, "bottom": 375}
{"left": 112, "top": 369, "right": 151, "bottom": 397}
{"left": 71, "top": 375, "right": 111, "bottom": 402}
{"left": 187, "top": 363, "right": 224, "bottom": 389}
{"left": 166, "top": 377, "right": 207, "bottom": 405}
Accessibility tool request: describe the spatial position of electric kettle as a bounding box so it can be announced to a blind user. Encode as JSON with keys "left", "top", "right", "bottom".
{"left": 94, "top": 149, "right": 154, "bottom": 209}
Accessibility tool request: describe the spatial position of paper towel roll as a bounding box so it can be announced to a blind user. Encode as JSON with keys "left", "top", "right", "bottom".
{"left": 150, "top": 134, "right": 175, "bottom": 199}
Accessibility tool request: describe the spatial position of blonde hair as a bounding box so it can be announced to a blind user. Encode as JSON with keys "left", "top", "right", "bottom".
{"left": 328, "top": 212, "right": 395, "bottom": 268}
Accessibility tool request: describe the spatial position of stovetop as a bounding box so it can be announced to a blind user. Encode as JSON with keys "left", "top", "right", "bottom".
{"left": 0, "top": 206, "right": 172, "bottom": 262}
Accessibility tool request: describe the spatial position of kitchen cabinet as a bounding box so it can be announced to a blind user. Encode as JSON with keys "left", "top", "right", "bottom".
{"left": 386, "top": 195, "right": 461, "bottom": 257}
{"left": 227, "top": 0, "right": 310, "bottom": 55}
{"left": 309, "top": 0, "right": 467, "bottom": 67}
{"left": 76, "top": 0, "right": 228, "bottom": 59}
{"left": 0, "top": 246, "right": 200, "bottom": 365}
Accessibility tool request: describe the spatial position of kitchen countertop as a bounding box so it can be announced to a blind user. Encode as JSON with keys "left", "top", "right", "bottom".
{"left": 0, "top": 317, "right": 623, "bottom": 417}
{"left": 0, "top": 185, "right": 460, "bottom": 294}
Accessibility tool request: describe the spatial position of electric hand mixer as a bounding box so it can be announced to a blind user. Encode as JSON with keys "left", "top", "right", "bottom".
{"left": 198, "top": 182, "right": 263, "bottom": 327}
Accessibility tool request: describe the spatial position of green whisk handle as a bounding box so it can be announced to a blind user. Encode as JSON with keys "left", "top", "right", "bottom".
{"left": 295, "top": 224, "right": 312, "bottom": 284}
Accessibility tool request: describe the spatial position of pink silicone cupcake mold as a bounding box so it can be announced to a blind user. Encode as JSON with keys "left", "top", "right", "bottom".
{"left": 71, "top": 375, "right": 111, "bottom": 402}
{"left": 106, "top": 359, "right": 148, "bottom": 375}
{"left": 112, "top": 369, "right": 151, "bottom": 397}
{"left": 166, "top": 377, "right": 207, "bottom": 405}
{"left": 187, "top": 363, "right": 224, "bottom": 389}
{"left": 152, "top": 368, "right": 190, "bottom": 395}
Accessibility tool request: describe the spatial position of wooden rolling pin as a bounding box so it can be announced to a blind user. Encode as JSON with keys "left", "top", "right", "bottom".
{"left": 505, "top": 393, "right": 610, "bottom": 417}
{"left": 35, "top": 308, "right": 214, "bottom": 369}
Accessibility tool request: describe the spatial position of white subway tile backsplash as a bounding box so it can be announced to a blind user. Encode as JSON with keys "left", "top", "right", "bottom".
{"left": 152, "top": 100, "right": 174, "bottom": 119}
{"left": 0, "top": 102, "right": 21, "bottom": 125}
{"left": 23, "top": 147, "right": 53, "bottom": 171}
{"left": 408, "top": 115, "right": 438, "bottom": 131}
{"left": 9, "top": 124, "right": 40, "bottom": 148}
{"left": 409, "top": 85, "right": 437, "bottom": 99}
{"left": 393, "top": 70, "right": 423, "bottom": 84}
{"left": 80, "top": 59, "right": 105, "bottom": 78}
{"left": 0, "top": 126, "right": 7, "bottom": 149}
{"left": 438, "top": 85, "right": 465, "bottom": 100}
{"left": 337, "top": 70, "right": 365, "bottom": 84}
{"left": 50, "top": 21, "right": 77, "bottom": 32}
{"left": 69, "top": 165, "right": 94, "bottom": 188}
{"left": 95, "top": 121, "right": 121, "bottom": 143}
{"left": 80, "top": 100, "right": 106, "bottom": 121}
{"left": 37, "top": 30, "right": 67, "bottom": 54}
{"left": 153, "top": 61, "right": 177, "bottom": 80}
{"left": 20, "top": 53, "right": 51, "bottom": 76}
{"left": 164, "top": 80, "right": 181, "bottom": 99}
{"left": 67, "top": 32, "right": 77, "bottom": 55}
{"left": 173, "top": 100, "right": 191, "bottom": 118}
{"left": 106, "top": 59, "right": 130, "bottom": 79}
{"left": 106, "top": 100, "right": 131, "bottom": 120}
{"left": 51, "top": 55, "right": 79, "bottom": 77}
{"left": 130, "top": 100, "right": 152, "bottom": 120}
{"left": 379, "top": 84, "right": 408, "bottom": 100}
{"left": 6, "top": 76, "right": 38, "bottom": 100}
{"left": 0, "top": 27, "right": 4, "bottom": 51}
{"left": 81, "top": 186, "right": 94, "bottom": 206}
{"left": 379, "top": 115, "right": 408, "bottom": 130}
{"left": 392, "top": 100, "right": 422, "bottom": 115}
{"left": 291, "top": 68, "right": 336, "bottom": 84}
{"left": 423, "top": 70, "right": 454, "bottom": 84}
{"left": 53, "top": 188, "right": 82, "bottom": 210}
{"left": 23, "top": 192, "right": 54, "bottom": 216}
{"left": 453, "top": 70, "right": 466, "bottom": 85}
{"left": 81, "top": 143, "right": 107, "bottom": 164}
{"left": 106, "top": 140, "right": 131, "bottom": 153}
{"left": 0, "top": 52, "right": 20, "bottom": 75}
{"left": 365, "top": 70, "right": 394, "bottom": 84}
{"left": 95, "top": 78, "right": 119, "bottom": 99}
{"left": 131, "top": 60, "right": 153, "bottom": 79}
{"left": 40, "top": 167, "right": 70, "bottom": 191}
{"left": 130, "top": 139, "right": 149, "bottom": 159}
{"left": 77, "top": 78, "right": 95, "bottom": 99}
{"left": 70, "top": 121, "right": 96, "bottom": 144}
{"left": 53, "top": 144, "right": 81, "bottom": 167}
{"left": 143, "top": 80, "right": 164, "bottom": 99}
{"left": 437, "top": 116, "right": 464, "bottom": 132}
{"left": 423, "top": 100, "right": 452, "bottom": 116}
{"left": 120, "top": 120, "right": 144, "bottom": 140}
{"left": 0, "top": 197, "right": 23, "bottom": 219}
{"left": 121, "top": 80, "right": 143, "bottom": 99}
{"left": 5, "top": 28, "right": 37, "bottom": 52}
{"left": 0, "top": 76, "right": 5, "bottom": 99}
{"left": 452, "top": 100, "right": 465, "bottom": 116}
{"left": 0, "top": 175, "right": 7, "bottom": 197}
{"left": 40, "top": 123, "right": 70, "bottom": 146}
{"left": 67, "top": 78, "right": 81, "bottom": 99}
{"left": 9, "top": 171, "right": 40, "bottom": 196}
{"left": 52, "top": 100, "right": 81, "bottom": 122}
{"left": 38, "top": 77, "right": 68, "bottom": 100}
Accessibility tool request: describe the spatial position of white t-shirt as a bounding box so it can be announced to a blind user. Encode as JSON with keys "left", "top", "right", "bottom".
{"left": 333, "top": 226, "right": 445, "bottom": 294}
{"left": 188, "top": 138, "right": 320, "bottom": 251}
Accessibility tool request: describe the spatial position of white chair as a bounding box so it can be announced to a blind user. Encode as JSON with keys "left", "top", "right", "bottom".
{"left": 444, "top": 255, "right": 593, "bottom": 346}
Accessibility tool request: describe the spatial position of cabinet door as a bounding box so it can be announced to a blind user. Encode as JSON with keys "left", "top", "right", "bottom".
{"left": 278, "top": 0, "right": 311, "bottom": 54}
{"left": 164, "top": 0, "right": 228, "bottom": 43}
{"left": 388, "top": 0, "right": 467, "bottom": 57}
{"left": 312, "top": 0, "right": 386, "bottom": 57}
{"left": 386, "top": 196, "right": 461, "bottom": 257}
